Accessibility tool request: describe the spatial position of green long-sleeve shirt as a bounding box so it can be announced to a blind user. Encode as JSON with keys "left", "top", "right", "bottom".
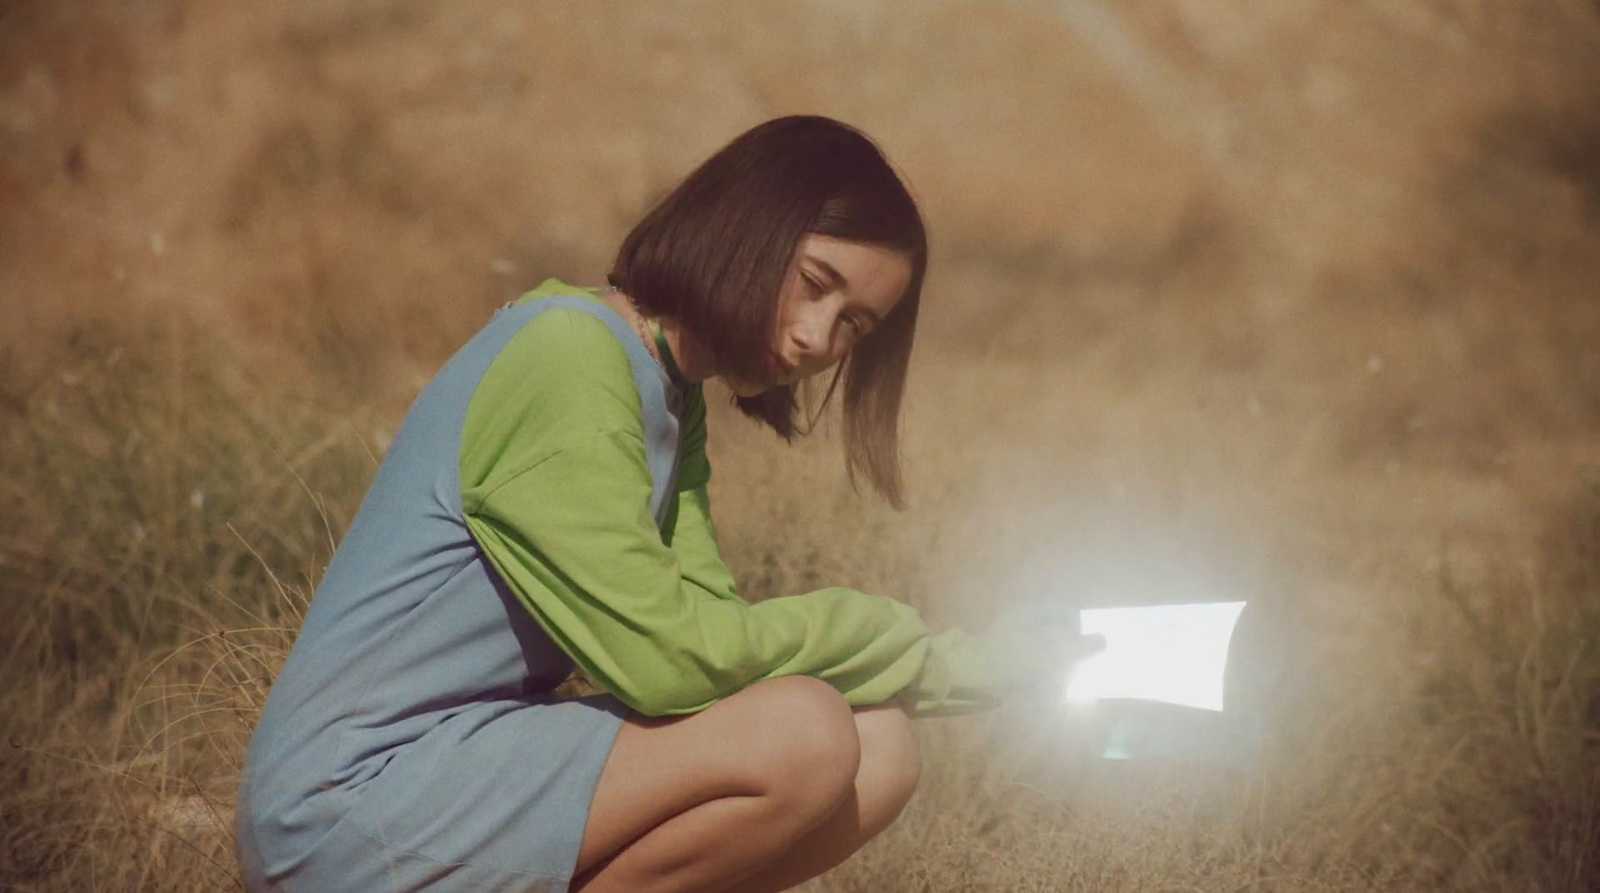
{"left": 460, "top": 281, "right": 996, "bottom": 718}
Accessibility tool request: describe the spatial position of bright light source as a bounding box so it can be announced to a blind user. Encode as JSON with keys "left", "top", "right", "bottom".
{"left": 1064, "top": 601, "right": 1247, "bottom": 712}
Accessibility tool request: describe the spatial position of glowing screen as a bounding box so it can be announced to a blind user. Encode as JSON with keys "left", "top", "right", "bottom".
{"left": 1064, "top": 601, "right": 1246, "bottom": 712}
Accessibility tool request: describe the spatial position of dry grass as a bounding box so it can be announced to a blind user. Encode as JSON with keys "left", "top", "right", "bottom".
{"left": 4, "top": 1, "right": 1600, "bottom": 890}
{"left": 0, "top": 317, "right": 359, "bottom": 890}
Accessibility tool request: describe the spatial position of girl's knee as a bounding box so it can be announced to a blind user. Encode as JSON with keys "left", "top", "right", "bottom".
{"left": 736, "top": 677, "right": 860, "bottom": 813}
{"left": 853, "top": 705, "right": 921, "bottom": 828}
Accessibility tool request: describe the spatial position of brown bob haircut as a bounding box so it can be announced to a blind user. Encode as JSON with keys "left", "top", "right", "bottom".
{"left": 608, "top": 115, "right": 928, "bottom": 509}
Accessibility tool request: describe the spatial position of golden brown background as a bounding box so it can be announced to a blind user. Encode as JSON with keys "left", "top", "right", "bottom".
{"left": 4, "top": 1, "right": 1600, "bottom": 890}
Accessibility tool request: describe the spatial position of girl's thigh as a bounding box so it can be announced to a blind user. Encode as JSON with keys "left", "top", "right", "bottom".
{"left": 295, "top": 694, "right": 629, "bottom": 893}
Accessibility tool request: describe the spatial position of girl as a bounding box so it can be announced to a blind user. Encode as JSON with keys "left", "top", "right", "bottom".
{"left": 237, "top": 115, "right": 1097, "bottom": 893}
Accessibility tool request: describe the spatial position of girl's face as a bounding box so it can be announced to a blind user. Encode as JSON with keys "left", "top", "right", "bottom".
{"left": 722, "top": 234, "right": 913, "bottom": 397}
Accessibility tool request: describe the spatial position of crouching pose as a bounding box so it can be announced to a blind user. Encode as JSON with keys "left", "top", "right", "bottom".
{"left": 237, "top": 115, "right": 1096, "bottom": 893}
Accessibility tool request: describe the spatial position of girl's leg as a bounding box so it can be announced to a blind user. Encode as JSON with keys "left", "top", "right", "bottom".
{"left": 719, "top": 703, "right": 921, "bottom": 893}
{"left": 571, "top": 677, "right": 920, "bottom": 893}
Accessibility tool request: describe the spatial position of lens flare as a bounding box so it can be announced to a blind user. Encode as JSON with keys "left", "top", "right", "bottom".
{"left": 1064, "top": 601, "right": 1247, "bottom": 712}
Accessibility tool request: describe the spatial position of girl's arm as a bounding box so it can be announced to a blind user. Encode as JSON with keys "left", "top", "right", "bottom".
{"left": 655, "top": 388, "right": 741, "bottom": 605}
{"left": 461, "top": 308, "right": 999, "bottom": 717}
{"left": 663, "top": 388, "right": 1001, "bottom": 716}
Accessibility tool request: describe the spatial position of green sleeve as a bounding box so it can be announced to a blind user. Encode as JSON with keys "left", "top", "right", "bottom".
{"left": 662, "top": 389, "right": 999, "bottom": 716}
{"left": 461, "top": 305, "right": 998, "bottom": 717}
{"left": 656, "top": 387, "right": 741, "bottom": 604}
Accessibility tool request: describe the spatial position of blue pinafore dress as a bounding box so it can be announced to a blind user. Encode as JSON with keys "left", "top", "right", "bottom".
{"left": 236, "top": 295, "right": 685, "bottom": 892}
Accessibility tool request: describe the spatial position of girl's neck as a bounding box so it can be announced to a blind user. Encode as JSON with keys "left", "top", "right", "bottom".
{"left": 600, "top": 287, "right": 715, "bottom": 384}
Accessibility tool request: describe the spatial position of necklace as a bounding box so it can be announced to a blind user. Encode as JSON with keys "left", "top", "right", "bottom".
{"left": 605, "top": 286, "right": 691, "bottom": 389}
{"left": 600, "top": 285, "right": 659, "bottom": 367}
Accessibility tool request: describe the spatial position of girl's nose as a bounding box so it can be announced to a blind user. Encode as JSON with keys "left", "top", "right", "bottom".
{"left": 788, "top": 313, "right": 830, "bottom": 356}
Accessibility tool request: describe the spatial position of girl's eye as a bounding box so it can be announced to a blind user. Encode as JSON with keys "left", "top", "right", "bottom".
{"left": 803, "top": 273, "right": 825, "bottom": 296}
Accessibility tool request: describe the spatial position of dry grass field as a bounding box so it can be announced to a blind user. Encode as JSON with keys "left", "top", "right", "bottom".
{"left": 4, "top": 1, "right": 1600, "bottom": 890}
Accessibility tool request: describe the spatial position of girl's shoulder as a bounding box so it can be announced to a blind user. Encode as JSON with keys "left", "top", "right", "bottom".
{"left": 459, "top": 285, "right": 647, "bottom": 493}
{"left": 498, "top": 280, "right": 635, "bottom": 383}
{"left": 467, "top": 286, "right": 643, "bottom": 434}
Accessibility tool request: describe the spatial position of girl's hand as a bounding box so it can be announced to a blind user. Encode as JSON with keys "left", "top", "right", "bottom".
{"left": 949, "top": 603, "right": 1105, "bottom": 698}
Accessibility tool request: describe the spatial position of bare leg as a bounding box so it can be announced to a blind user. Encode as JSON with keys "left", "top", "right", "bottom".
{"left": 719, "top": 704, "right": 921, "bottom": 893}
{"left": 572, "top": 677, "right": 863, "bottom": 893}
